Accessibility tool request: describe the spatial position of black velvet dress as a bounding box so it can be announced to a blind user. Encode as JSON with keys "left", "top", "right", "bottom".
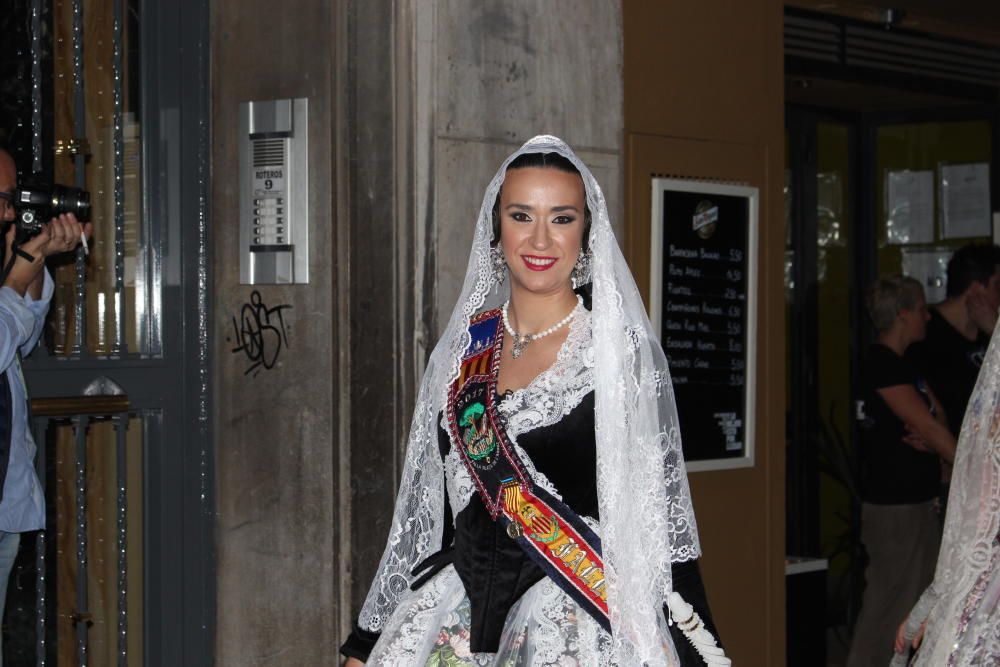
{"left": 342, "top": 390, "right": 722, "bottom": 665}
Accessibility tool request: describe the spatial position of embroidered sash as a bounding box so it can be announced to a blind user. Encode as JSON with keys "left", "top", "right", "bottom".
{"left": 446, "top": 309, "right": 610, "bottom": 631}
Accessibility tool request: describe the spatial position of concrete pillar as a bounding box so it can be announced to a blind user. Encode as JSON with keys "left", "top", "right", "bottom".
{"left": 416, "top": 1, "right": 625, "bottom": 332}
{"left": 210, "top": 2, "right": 340, "bottom": 664}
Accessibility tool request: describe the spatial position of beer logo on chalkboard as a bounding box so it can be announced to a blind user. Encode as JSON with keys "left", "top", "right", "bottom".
{"left": 693, "top": 200, "right": 719, "bottom": 240}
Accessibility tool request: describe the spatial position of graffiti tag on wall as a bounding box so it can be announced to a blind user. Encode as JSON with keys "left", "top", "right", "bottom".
{"left": 228, "top": 290, "right": 292, "bottom": 377}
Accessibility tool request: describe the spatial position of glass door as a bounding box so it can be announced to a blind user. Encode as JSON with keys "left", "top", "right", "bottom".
{"left": 786, "top": 113, "right": 861, "bottom": 632}
{"left": 786, "top": 108, "right": 998, "bottom": 664}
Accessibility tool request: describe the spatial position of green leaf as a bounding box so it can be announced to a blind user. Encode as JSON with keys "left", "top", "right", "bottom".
{"left": 460, "top": 402, "right": 485, "bottom": 426}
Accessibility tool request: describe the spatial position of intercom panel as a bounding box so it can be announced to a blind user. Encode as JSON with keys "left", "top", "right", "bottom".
{"left": 238, "top": 98, "right": 309, "bottom": 284}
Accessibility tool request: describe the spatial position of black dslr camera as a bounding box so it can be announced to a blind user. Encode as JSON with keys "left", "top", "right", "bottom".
{"left": 8, "top": 180, "right": 91, "bottom": 241}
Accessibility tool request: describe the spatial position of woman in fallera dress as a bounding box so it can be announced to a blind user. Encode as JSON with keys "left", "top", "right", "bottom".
{"left": 892, "top": 317, "right": 1000, "bottom": 665}
{"left": 341, "top": 136, "right": 729, "bottom": 666}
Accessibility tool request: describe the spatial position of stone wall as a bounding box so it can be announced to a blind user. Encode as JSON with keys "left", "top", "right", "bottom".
{"left": 420, "top": 1, "right": 624, "bottom": 333}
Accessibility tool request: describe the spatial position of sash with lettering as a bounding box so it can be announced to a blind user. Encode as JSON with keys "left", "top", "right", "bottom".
{"left": 446, "top": 309, "right": 610, "bottom": 632}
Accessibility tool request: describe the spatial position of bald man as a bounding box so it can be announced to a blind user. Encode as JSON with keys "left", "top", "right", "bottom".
{"left": 0, "top": 148, "right": 89, "bottom": 663}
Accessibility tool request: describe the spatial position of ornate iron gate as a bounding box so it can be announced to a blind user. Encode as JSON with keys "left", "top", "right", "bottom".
{"left": 1, "top": 0, "right": 212, "bottom": 665}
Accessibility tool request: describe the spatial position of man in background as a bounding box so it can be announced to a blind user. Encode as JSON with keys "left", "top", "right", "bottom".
{"left": 907, "top": 243, "right": 1000, "bottom": 440}
{"left": 0, "top": 147, "right": 89, "bottom": 664}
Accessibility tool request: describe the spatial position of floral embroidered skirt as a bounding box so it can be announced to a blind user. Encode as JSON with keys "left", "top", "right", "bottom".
{"left": 366, "top": 565, "right": 614, "bottom": 667}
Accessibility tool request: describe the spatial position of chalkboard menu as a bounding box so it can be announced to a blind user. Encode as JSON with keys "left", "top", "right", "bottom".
{"left": 649, "top": 179, "right": 758, "bottom": 471}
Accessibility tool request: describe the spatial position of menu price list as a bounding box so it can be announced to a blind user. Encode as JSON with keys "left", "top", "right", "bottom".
{"left": 658, "top": 190, "right": 750, "bottom": 461}
{"left": 662, "top": 245, "right": 745, "bottom": 389}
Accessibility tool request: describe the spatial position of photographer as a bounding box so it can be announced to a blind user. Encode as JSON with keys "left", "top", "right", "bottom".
{"left": 0, "top": 147, "right": 89, "bottom": 663}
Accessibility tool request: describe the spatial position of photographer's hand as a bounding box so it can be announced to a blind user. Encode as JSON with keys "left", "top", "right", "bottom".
{"left": 2, "top": 214, "right": 91, "bottom": 298}
{"left": 44, "top": 213, "right": 91, "bottom": 258}
{"left": 27, "top": 214, "right": 91, "bottom": 300}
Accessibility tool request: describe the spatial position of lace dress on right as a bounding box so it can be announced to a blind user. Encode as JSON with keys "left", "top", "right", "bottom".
{"left": 896, "top": 318, "right": 1000, "bottom": 667}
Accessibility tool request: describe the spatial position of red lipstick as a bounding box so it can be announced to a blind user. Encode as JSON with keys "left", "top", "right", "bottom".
{"left": 521, "top": 255, "right": 557, "bottom": 271}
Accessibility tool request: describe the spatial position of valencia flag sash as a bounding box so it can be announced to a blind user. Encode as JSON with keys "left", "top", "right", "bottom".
{"left": 446, "top": 309, "right": 610, "bottom": 632}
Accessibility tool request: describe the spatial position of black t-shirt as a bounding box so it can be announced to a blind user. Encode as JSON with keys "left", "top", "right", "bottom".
{"left": 906, "top": 308, "right": 990, "bottom": 437}
{"left": 857, "top": 344, "right": 940, "bottom": 504}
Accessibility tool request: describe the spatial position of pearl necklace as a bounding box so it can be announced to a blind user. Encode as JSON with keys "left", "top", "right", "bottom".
{"left": 502, "top": 294, "right": 583, "bottom": 359}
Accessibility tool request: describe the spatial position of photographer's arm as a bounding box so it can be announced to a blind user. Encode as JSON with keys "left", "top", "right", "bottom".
{"left": 20, "top": 215, "right": 89, "bottom": 355}
{"left": 0, "top": 236, "right": 47, "bottom": 363}
{"left": 4, "top": 214, "right": 90, "bottom": 295}
{"left": 2, "top": 224, "right": 48, "bottom": 298}
{"left": 4, "top": 215, "right": 90, "bottom": 351}
{"left": 0, "top": 281, "right": 36, "bottom": 374}
{"left": 24, "top": 265, "right": 46, "bottom": 302}
{"left": 1, "top": 225, "right": 52, "bottom": 366}
{"left": 20, "top": 268, "right": 52, "bottom": 357}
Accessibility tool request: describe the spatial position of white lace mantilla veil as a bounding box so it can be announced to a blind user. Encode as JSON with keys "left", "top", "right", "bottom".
{"left": 357, "top": 135, "right": 701, "bottom": 666}
{"left": 896, "top": 316, "right": 1000, "bottom": 666}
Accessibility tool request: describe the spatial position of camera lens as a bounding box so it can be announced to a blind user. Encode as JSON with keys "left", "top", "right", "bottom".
{"left": 50, "top": 184, "right": 91, "bottom": 222}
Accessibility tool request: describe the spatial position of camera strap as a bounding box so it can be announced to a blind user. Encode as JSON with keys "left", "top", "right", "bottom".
{"left": 12, "top": 247, "right": 35, "bottom": 263}
{"left": 0, "top": 246, "right": 36, "bottom": 287}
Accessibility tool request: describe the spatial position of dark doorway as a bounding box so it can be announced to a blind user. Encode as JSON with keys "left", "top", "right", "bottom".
{"left": 784, "top": 8, "right": 1000, "bottom": 666}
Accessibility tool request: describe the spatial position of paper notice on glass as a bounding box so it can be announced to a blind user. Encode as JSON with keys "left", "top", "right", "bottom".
{"left": 902, "top": 246, "right": 952, "bottom": 304}
{"left": 940, "top": 162, "right": 991, "bottom": 239}
{"left": 817, "top": 171, "right": 844, "bottom": 247}
{"left": 886, "top": 170, "right": 934, "bottom": 244}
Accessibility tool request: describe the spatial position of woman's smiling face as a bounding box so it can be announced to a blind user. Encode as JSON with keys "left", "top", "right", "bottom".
{"left": 498, "top": 166, "right": 586, "bottom": 297}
